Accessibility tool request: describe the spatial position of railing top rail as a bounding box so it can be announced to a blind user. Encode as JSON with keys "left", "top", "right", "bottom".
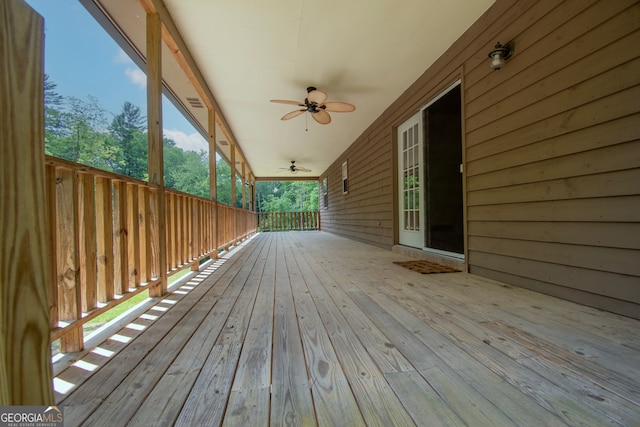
{"left": 46, "top": 155, "right": 257, "bottom": 211}
{"left": 46, "top": 155, "right": 153, "bottom": 187}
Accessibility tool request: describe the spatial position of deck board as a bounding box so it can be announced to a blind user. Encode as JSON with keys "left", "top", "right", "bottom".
{"left": 54, "top": 231, "right": 640, "bottom": 426}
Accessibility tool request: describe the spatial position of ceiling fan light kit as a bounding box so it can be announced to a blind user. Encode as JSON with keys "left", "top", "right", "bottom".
{"left": 270, "top": 87, "right": 356, "bottom": 125}
{"left": 280, "top": 160, "right": 311, "bottom": 174}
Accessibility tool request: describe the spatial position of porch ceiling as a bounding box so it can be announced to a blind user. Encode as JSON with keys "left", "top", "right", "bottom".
{"left": 98, "top": 0, "right": 495, "bottom": 178}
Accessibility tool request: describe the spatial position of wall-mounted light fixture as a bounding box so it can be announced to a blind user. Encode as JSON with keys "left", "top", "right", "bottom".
{"left": 488, "top": 41, "right": 514, "bottom": 71}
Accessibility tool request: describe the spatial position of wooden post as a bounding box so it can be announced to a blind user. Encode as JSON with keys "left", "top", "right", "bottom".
{"left": 0, "top": 0, "right": 53, "bottom": 405}
{"left": 208, "top": 110, "right": 218, "bottom": 258}
{"left": 147, "top": 12, "right": 167, "bottom": 297}
{"left": 230, "top": 144, "right": 237, "bottom": 207}
{"left": 241, "top": 162, "right": 246, "bottom": 210}
{"left": 209, "top": 109, "right": 217, "bottom": 201}
{"left": 252, "top": 173, "right": 257, "bottom": 212}
{"left": 230, "top": 145, "right": 237, "bottom": 242}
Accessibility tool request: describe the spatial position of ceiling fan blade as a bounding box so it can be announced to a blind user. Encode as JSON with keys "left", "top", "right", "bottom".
{"left": 281, "top": 110, "right": 305, "bottom": 120}
{"left": 296, "top": 167, "right": 312, "bottom": 172}
{"left": 307, "top": 89, "right": 327, "bottom": 104}
{"left": 270, "top": 99, "right": 304, "bottom": 106}
{"left": 312, "top": 109, "right": 331, "bottom": 124}
{"left": 323, "top": 101, "right": 356, "bottom": 112}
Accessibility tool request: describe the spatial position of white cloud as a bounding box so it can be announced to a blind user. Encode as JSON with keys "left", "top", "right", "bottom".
{"left": 113, "top": 49, "right": 133, "bottom": 64}
{"left": 124, "top": 67, "right": 147, "bottom": 89}
{"left": 164, "top": 129, "right": 208, "bottom": 153}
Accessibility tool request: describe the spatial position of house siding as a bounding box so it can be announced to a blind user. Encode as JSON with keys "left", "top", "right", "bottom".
{"left": 320, "top": 0, "right": 640, "bottom": 318}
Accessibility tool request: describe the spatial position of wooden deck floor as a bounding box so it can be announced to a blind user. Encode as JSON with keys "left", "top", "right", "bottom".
{"left": 53, "top": 231, "right": 640, "bottom": 426}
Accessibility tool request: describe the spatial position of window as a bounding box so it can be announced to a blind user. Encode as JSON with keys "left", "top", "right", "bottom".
{"left": 342, "top": 161, "right": 348, "bottom": 194}
{"left": 322, "top": 178, "right": 328, "bottom": 208}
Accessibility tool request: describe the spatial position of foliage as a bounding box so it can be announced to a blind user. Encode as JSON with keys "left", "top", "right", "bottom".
{"left": 257, "top": 181, "right": 318, "bottom": 212}
{"left": 43, "top": 75, "right": 319, "bottom": 210}
{"left": 215, "top": 158, "right": 243, "bottom": 207}
{"left": 109, "top": 101, "right": 147, "bottom": 179}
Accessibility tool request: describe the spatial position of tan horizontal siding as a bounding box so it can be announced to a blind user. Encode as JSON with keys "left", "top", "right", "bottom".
{"left": 466, "top": 113, "right": 640, "bottom": 173}
{"left": 468, "top": 221, "right": 640, "bottom": 250}
{"left": 469, "top": 251, "right": 640, "bottom": 302}
{"left": 321, "top": 0, "right": 640, "bottom": 317}
{"left": 469, "top": 196, "right": 639, "bottom": 222}
{"left": 468, "top": 143, "right": 640, "bottom": 194}
{"left": 469, "top": 265, "right": 640, "bottom": 319}
{"left": 469, "top": 236, "right": 640, "bottom": 277}
{"left": 464, "top": 0, "right": 640, "bottom": 315}
{"left": 468, "top": 168, "right": 640, "bottom": 205}
{"left": 465, "top": 0, "right": 636, "bottom": 107}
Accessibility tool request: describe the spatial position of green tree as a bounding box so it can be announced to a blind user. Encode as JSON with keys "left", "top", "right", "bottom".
{"left": 110, "top": 102, "right": 147, "bottom": 179}
{"left": 163, "top": 137, "right": 185, "bottom": 190}
{"left": 44, "top": 76, "right": 120, "bottom": 171}
{"left": 216, "top": 158, "right": 232, "bottom": 205}
{"left": 167, "top": 149, "right": 210, "bottom": 198}
{"left": 46, "top": 95, "right": 112, "bottom": 167}
{"left": 44, "top": 74, "right": 67, "bottom": 151}
{"left": 257, "top": 181, "right": 318, "bottom": 212}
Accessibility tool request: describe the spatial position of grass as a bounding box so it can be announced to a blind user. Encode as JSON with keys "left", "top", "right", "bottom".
{"left": 52, "top": 266, "right": 196, "bottom": 357}
{"left": 85, "top": 267, "right": 193, "bottom": 329}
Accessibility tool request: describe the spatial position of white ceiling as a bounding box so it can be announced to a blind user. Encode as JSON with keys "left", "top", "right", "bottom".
{"left": 107, "top": 0, "right": 495, "bottom": 178}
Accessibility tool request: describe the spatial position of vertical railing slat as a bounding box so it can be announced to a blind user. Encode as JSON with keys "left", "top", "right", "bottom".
{"left": 113, "top": 181, "right": 129, "bottom": 295}
{"left": 79, "top": 173, "right": 97, "bottom": 312}
{"left": 96, "top": 177, "right": 114, "bottom": 303}
{"left": 55, "top": 168, "right": 80, "bottom": 321}
{"left": 148, "top": 188, "right": 160, "bottom": 280}
{"left": 175, "top": 195, "right": 182, "bottom": 266}
{"left": 139, "top": 186, "right": 148, "bottom": 284}
{"left": 166, "top": 192, "right": 174, "bottom": 271}
{"left": 45, "top": 164, "right": 59, "bottom": 328}
{"left": 55, "top": 168, "right": 83, "bottom": 352}
{"left": 127, "top": 183, "right": 140, "bottom": 288}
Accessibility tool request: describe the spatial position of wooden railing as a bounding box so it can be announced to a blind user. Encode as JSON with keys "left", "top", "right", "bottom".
{"left": 45, "top": 156, "right": 257, "bottom": 352}
{"left": 257, "top": 211, "right": 320, "bottom": 232}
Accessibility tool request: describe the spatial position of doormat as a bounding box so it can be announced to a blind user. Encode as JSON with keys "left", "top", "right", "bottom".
{"left": 393, "top": 260, "right": 459, "bottom": 274}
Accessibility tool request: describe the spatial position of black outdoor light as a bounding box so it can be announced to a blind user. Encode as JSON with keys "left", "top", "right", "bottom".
{"left": 488, "top": 41, "right": 514, "bottom": 71}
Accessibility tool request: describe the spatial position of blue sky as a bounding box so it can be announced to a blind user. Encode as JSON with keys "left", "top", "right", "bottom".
{"left": 26, "top": 0, "right": 208, "bottom": 153}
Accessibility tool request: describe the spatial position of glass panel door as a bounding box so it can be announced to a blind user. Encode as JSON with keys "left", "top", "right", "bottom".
{"left": 398, "top": 112, "right": 423, "bottom": 248}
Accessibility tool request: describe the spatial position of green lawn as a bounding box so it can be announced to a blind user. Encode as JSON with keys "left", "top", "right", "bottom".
{"left": 52, "top": 267, "right": 196, "bottom": 356}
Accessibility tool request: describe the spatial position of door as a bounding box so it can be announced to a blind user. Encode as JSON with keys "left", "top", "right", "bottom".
{"left": 423, "top": 84, "right": 464, "bottom": 255}
{"left": 398, "top": 112, "right": 424, "bottom": 248}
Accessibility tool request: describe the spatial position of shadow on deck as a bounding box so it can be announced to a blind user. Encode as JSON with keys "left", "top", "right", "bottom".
{"left": 53, "top": 232, "right": 640, "bottom": 426}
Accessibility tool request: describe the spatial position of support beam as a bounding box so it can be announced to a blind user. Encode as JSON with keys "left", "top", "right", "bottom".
{"left": 230, "top": 144, "right": 237, "bottom": 208}
{"left": 208, "top": 109, "right": 218, "bottom": 259}
{"left": 139, "top": 0, "right": 252, "bottom": 179}
{"left": 0, "top": 0, "right": 53, "bottom": 405}
{"left": 208, "top": 109, "right": 217, "bottom": 201}
{"left": 241, "top": 162, "right": 246, "bottom": 210}
{"left": 252, "top": 173, "right": 256, "bottom": 212}
{"left": 146, "top": 12, "right": 167, "bottom": 297}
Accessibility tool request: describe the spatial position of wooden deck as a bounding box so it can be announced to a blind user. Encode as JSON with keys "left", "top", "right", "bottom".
{"left": 53, "top": 232, "right": 640, "bottom": 426}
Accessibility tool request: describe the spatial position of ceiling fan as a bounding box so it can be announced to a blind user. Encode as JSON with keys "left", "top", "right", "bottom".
{"left": 280, "top": 161, "right": 311, "bottom": 174}
{"left": 270, "top": 87, "right": 356, "bottom": 125}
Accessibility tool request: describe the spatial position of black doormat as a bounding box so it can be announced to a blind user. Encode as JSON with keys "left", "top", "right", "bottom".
{"left": 393, "top": 260, "right": 459, "bottom": 274}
